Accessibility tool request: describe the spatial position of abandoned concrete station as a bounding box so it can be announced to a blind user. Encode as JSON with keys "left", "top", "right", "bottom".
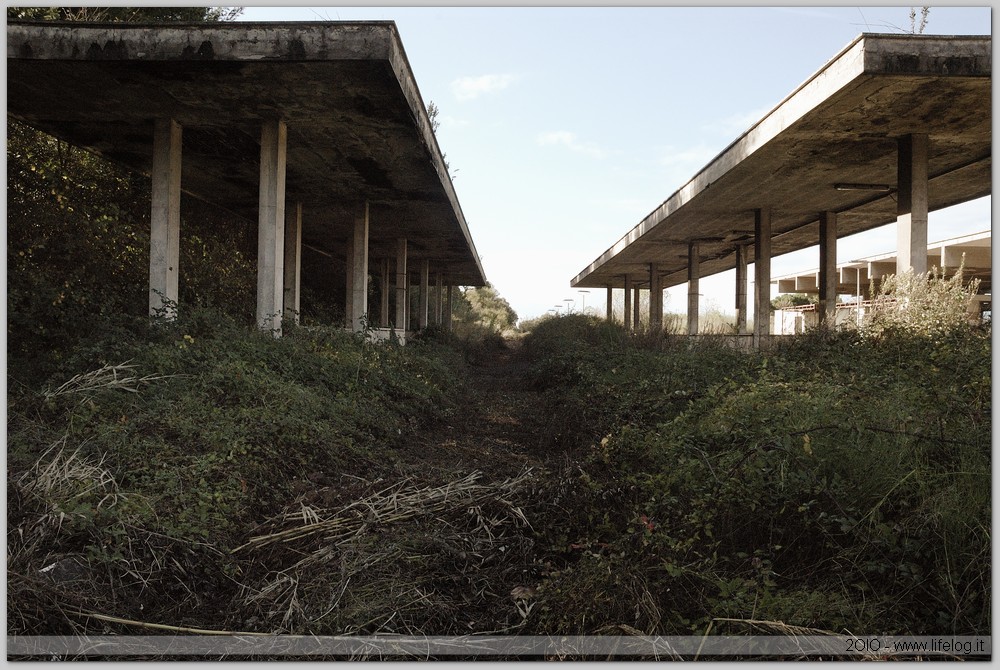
{"left": 8, "top": 21, "right": 486, "bottom": 339}
{"left": 572, "top": 33, "right": 991, "bottom": 342}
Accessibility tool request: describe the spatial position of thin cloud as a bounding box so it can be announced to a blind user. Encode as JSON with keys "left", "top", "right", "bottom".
{"left": 537, "top": 130, "right": 607, "bottom": 159}
{"left": 451, "top": 73, "right": 517, "bottom": 101}
{"left": 658, "top": 144, "right": 719, "bottom": 168}
{"left": 439, "top": 114, "right": 470, "bottom": 129}
{"left": 702, "top": 107, "right": 771, "bottom": 137}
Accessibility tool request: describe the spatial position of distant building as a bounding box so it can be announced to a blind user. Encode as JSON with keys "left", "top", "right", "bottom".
{"left": 771, "top": 230, "right": 991, "bottom": 334}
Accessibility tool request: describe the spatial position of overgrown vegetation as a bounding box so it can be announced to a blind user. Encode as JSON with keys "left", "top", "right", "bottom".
{"left": 520, "top": 303, "right": 990, "bottom": 638}
{"left": 7, "top": 4, "right": 989, "bottom": 657}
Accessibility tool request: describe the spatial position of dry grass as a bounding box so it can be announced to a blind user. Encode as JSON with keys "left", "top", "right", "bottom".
{"left": 42, "top": 361, "right": 178, "bottom": 403}
{"left": 14, "top": 436, "right": 121, "bottom": 532}
{"left": 235, "top": 469, "right": 537, "bottom": 635}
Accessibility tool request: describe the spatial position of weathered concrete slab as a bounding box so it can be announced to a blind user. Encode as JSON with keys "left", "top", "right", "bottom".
{"left": 7, "top": 21, "right": 486, "bottom": 287}
{"left": 572, "top": 34, "right": 991, "bottom": 290}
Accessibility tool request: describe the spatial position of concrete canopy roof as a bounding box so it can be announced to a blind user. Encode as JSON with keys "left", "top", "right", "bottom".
{"left": 7, "top": 20, "right": 486, "bottom": 286}
{"left": 572, "top": 34, "right": 991, "bottom": 290}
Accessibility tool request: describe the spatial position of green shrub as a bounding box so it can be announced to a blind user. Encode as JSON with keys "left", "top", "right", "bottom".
{"left": 524, "top": 317, "right": 990, "bottom": 637}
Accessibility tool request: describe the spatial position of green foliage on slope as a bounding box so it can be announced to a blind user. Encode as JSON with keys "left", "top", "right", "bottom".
{"left": 522, "top": 314, "right": 990, "bottom": 637}
{"left": 8, "top": 310, "right": 467, "bottom": 634}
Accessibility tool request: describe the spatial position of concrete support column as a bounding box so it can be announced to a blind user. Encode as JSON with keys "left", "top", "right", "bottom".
{"left": 622, "top": 275, "right": 632, "bottom": 332}
{"left": 380, "top": 258, "right": 390, "bottom": 328}
{"left": 344, "top": 234, "right": 354, "bottom": 327}
{"left": 435, "top": 273, "right": 444, "bottom": 325}
{"left": 649, "top": 263, "right": 663, "bottom": 333}
{"left": 257, "top": 119, "right": 286, "bottom": 335}
{"left": 754, "top": 208, "right": 772, "bottom": 346}
{"left": 150, "top": 118, "right": 182, "bottom": 319}
{"left": 633, "top": 285, "right": 641, "bottom": 331}
{"left": 395, "top": 238, "right": 408, "bottom": 331}
{"left": 349, "top": 203, "right": 370, "bottom": 333}
{"left": 735, "top": 243, "right": 749, "bottom": 335}
{"left": 419, "top": 259, "right": 430, "bottom": 329}
{"left": 282, "top": 201, "right": 302, "bottom": 325}
{"left": 896, "top": 133, "right": 929, "bottom": 276}
{"left": 446, "top": 284, "right": 454, "bottom": 333}
{"left": 606, "top": 285, "right": 614, "bottom": 322}
{"left": 818, "top": 211, "right": 838, "bottom": 329}
{"left": 687, "top": 241, "right": 700, "bottom": 336}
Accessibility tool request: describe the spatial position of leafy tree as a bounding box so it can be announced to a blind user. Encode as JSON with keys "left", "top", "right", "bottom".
{"left": 771, "top": 293, "right": 816, "bottom": 309}
{"left": 452, "top": 283, "right": 518, "bottom": 335}
{"left": 7, "top": 7, "right": 243, "bottom": 22}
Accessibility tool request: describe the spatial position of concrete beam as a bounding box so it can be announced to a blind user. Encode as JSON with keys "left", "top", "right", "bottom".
{"left": 795, "top": 275, "right": 819, "bottom": 292}
{"left": 419, "top": 259, "right": 430, "bottom": 329}
{"left": 649, "top": 263, "right": 663, "bottom": 332}
{"left": 283, "top": 201, "right": 302, "bottom": 325}
{"left": 754, "top": 208, "right": 771, "bottom": 345}
{"left": 149, "top": 118, "right": 182, "bottom": 319}
{"left": 257, "top": 118, "right": 286, "bottom": 335}
{"left": 349, "top": 202, "right": 370, "bottom": 333}
{"left": 395, "top": 238, "right": 407, "bottom": 331}
{"left": 896, "top": 133, "right": 929, "bottom": 275}
{"left": 687, "top": 241, "right": 700, "bottom": 336}
{"left": 735, "top": 243, "right": 748, "bottom": 335}
{"left": 818, "top": 211, "right": 837, "bottom": 328}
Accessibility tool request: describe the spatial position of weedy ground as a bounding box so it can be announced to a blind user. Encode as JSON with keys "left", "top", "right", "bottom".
{"left": 7, "top": 311, "right": 991, "bottom": 660}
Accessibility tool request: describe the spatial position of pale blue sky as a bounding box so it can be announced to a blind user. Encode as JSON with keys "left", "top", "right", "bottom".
{"left": 239, "top": 5, "right": 992, "bottom": 321}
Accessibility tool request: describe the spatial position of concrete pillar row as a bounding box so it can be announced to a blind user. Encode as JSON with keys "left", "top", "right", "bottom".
{"left": 257, "top": 118, "right": 287, "bottom": 335}
{"left": 754, "top": 207, "right": 772, "bottom": 346}
{"left": 687, "top": 241, "right": 700, "bottom": 336}
{"left": 419, "top": 259, "right": 430, "bottom": 329}
{"left": 818, "top": 211, "right": 838, "bottom": 328}
{"left": 735, "top": 243, "right": 749, "bottom": 335}
{"left": 606, "top": 285, "right": 614, "bottom": 322}
{"left": 395, "top": 238, "right": 408, "bottom": 332}
{"left": 349, "top": 202, "right": 370, "bottom": 333}
{"left": 150, "top": 118, "right": 182, "bottom": 319}
{"left": 622, "top": 274, "right": 632, "bottom": 332}
{"left": 896, "top": 133, "right": 929, "bottom": 276}
{"left": 649, "top": 263, "right": 663, "bottom": 333}
{"left": 282, "top": 201, "right": 302, "bottom": 325}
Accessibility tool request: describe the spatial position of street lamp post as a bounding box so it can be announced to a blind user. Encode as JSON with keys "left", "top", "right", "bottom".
{"left": 578, "top": 289, "right": 590, "bottom": 316}
{"left": 564, "top": 298, "right": 574, "bottom": 314}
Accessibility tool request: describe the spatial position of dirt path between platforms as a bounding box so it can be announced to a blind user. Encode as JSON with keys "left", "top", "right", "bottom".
{"left": 397, "top": 340, "right": 551, "bottom": 481}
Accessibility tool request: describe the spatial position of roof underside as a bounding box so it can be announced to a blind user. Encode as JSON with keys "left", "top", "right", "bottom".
{"left": 7, "top": 21, "right": 486, "bottom": 286}
{"left": 572, "top": 34, "right": 991, "bottom": 290}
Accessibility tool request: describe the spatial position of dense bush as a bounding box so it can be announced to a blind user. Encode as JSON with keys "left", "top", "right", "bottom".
{"left": 7, "top": 309, "right": 467, "bottom": 633}
{"left": 522, "top": 315, "right": 990, "bottom": 637}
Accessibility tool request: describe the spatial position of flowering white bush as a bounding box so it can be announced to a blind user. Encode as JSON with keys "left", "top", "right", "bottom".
{"left": 865, "top": 263, "right": 981, "bottom": 337}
